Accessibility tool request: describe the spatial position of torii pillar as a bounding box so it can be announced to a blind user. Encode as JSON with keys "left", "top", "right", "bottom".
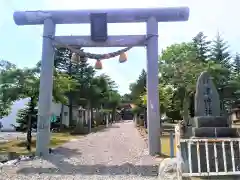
{"left": 13, "top": 7, "right": 189, "bottom": 157}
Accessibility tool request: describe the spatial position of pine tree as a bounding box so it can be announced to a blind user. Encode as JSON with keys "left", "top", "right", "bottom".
{"left": 71, "top": 52, "right": 95, "bottom": 107}
{"left": 129, "top": 69, "right": 146, "bottom": 104}
{"left": 211, "top": 32, "right": 231, "bottom": 68}
{"left": 16, "top": 97, "right": 38, "bottom": 151}
{"left": 210, "top": 32, "right": 231, "bottom": 87}
{"left": 229, "top": 53, "right": 240, "bottom": 102}
{"left": 54, "top": 47, "right": 72, "bottom": 72}
{"left": 210, "top": 33, "right": 233, "bottom": 113}
{"left": 16, "top": 98, "right": 38, "bottom": 132}
{"left": 233, "top": 53, "right": 240, "bottom": 75}
{"left": 54, "top": 48, "right": 76, "bottom": 126}
{"left": 54, "top": 48, "right": 96, "bottom": 126}
{"left": 192, "top": 32, "right": 211, "bottom": 62}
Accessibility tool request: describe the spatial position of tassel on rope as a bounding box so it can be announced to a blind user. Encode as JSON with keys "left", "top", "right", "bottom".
{"left": 71, "top": 52, "right": 80, "bottom": 62}
{"left": 95, "top": 60, "right": 102, "bottom": 69}
{"left": 119, "top": 52, "right": 127, "bottom": 63}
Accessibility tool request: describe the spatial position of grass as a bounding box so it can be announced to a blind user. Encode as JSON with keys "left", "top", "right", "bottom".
{"left": 0, "top": 124, "right": 109, "bottom": 156}
{"left": 0, "top": 133, "right": 79, "bottom": 155}
{"left": 137, "top": 124, "right": 176, "bottom": 157}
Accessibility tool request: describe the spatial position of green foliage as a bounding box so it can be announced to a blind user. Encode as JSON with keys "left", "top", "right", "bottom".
{"left": 107, "top": 90, "right": 121, "bottom": 109}
{"left": 54, "top": 48, "right": 122, "bottom": 126}
{"left": 53, "top": 70, "right": 78, "bottom": 104}
{"left": 121, "top": 94, "right": 132, "bottom": 103}
{"left": 0, "top": 60, "right": 20, "bottom": 118}
{"left": 0, "top": 46, "right": 120, "bottom": 136}
{"left": 131, "top": 106, "right": 142, "bottom": 115}
{"left": 211, "top": 32, "right": 231, "bottom": 68}
{"left": 129, "top": 69, "right": 146, "bottom": 105}
{"left": 192, "top": 32, "right": 211, "bottom": 62}
{"left": 233, "top": 53, "right": 240, "bottom": 75}
{"left": 140, "top": 84, "right": 174, "bottom": 114}
{"left": 129, "top": 31, "right": 240, "bottom": 120}
{"left": 16, "top": 98, "right": 38, "bottom": 131}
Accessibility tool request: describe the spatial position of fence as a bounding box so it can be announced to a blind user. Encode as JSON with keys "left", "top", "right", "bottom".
{"left": 175, "top": 124, "right": 240, "bottom": 179}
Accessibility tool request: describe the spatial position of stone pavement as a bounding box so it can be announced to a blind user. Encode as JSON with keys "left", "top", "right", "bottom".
{"left": 1, "top": 120, "right": 160, "bottom": 180}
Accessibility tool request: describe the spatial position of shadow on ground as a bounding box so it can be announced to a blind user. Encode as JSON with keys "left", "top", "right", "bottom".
{"left": 156, "top": 153, "right": 171, "bottom": 158}
{"left": 16, "top": 144, "right": 158, "bottom": 177}
{"left": 17, "top": 162, "right": 158, "bottom": 177}
{"left": 52, "top": 146, "right": 83, "bottom": 156}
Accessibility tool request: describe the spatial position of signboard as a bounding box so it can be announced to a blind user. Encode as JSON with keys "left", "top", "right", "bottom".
{"left": 90, "top": 13, "right": 108, "bottom": 42}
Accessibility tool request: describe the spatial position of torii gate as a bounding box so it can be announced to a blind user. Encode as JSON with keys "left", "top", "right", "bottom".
{"left": 13, "top": 7, "right": 189, "bottom": 157}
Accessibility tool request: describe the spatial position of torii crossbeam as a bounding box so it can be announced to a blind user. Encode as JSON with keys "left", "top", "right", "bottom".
{"left": 13, "top": 7, "right": 189, "bottom": 157}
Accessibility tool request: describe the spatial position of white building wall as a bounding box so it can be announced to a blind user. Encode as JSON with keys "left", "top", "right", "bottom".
{"left": 0, "top": 98, "right": 73, "bottom": 131}
{"left": 50, "top": 102, "right": 69, "bottom": 126}
{"left": 62, "top": 105, "right": 70, "bottom": 126}
{"left": 51, "top": 103, "right": 62, "bottom": 117}
{"left": 0, "top": 98, "right": 29, "bottom": 131}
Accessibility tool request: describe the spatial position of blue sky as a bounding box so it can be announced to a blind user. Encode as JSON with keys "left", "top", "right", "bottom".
{"left": 0, "top": 0, "right": 239, "bottom": 95}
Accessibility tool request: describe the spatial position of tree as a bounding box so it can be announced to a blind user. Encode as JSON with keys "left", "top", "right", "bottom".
{"left": 53, "top": 70, "right": 78, "bottom": 104}
{"left": 54, "top": 47, "right": 95, "bottom": 126}
{"left": 233, "top": 53, "right": 240, "bottom": 76}
{"left": 0, "top": 60, "right": 19, "bottom": 118}
{"left": 209, "top": 33, "right": 233, "bottom": 111}
{"left": 107, "top": 90, "right": 121, "bottom": 122}
{"left": 88, "top": 75, "right": 112, "bottom": 111}
{"left": 16, "top": 98, "right": 38, "bottom": 151}
{"left": 0, "top": 66, "right": 39, "bottom": 151}
{"left": 192, "top": 32, "right": 211, "bottom": 62}
{"left": 16, "top": 100, "right": 38, "bottom": 131}
{"left": 53, "top": 47, "right": 121, "bottom": 130}
{"left": 54, "top": 47, "right": 75, "bottom": 126}
{"left": 121, "top": 93, "right": 133, "bottom": 103}
{"left": 130, "top": 32, "right": 240, "bottom": 123}
{"left": 0, "top": 60, "right": 16, "bottom": 71}
{"left": 14, "top": 66, "right": 77, "bottom": 124}
{"left": 140, "top": 83, "right": 174, "bottom": 115}
{"left": 211, "top": 32, "right": 231, "bottom": 68}
{"left": 129, "top": 69, "right": 146, "bottom": 104}
{"left": 159, "top": 41, "right": 223, "bottom": 119}
{"left": 160, "top": 42, "right": 206, "bottom": 91}
{"left": 0, "top": 59, "right": 78, "bottom": 150}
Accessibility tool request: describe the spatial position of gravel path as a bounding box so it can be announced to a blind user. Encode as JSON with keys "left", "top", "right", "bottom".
{"left": 0, "top": 121, "right": 160, "bottom": 180}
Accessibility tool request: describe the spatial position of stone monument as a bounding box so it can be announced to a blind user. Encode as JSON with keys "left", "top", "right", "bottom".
{"left": 192, "top": 71, "right": 237, "bottom": 137}
{"left": 181, "top": 71, "right": 240, "bottom": 174}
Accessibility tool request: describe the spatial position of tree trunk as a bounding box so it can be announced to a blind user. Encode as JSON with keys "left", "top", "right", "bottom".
{"left": 26, "top": 114, "right": 32, "bottom": 151}
{"left": 90, "top": 107, "right": 93, "bottom": 130}
{"left": 73, "top": 110, "right": 84, "bottom": 134}
{"left": 68, "top": 60, "right": 73, "bottom": 126}
{"left": 26, "top": 97, "right": 35, "bottom": 152}
{"left": 144, "top": 107, "right": 147, "bottom": 128}
{"left": 111, "top": 108, "right": 116, "bottom": 123}
{"left": 68, "top": 95, "right": 73, "bottom": 126}
{"left": 60, "top": 103, "right": 64, "bottom": 130}
{"left": 183, "top": 93, "right": 190, "bottom": 125}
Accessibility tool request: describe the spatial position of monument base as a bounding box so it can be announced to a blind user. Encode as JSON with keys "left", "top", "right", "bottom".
{"left": 192, "top": 127, "right": 240, "bottom": 137}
